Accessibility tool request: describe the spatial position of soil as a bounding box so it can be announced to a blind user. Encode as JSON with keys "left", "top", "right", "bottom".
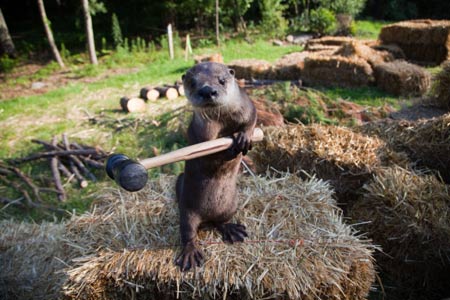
{"left": 390, "top": 103, "right": 448, "bottom": 121}
{"left": 0, "top": 63, "right": 138, "bottom": 101}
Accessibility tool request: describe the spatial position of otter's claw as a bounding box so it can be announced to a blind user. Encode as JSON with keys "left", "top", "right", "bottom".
{"left": 176, "top": 243, "right": 204, "bottom": 272}
{"left": 217, "top": 223, "right": 248, "bottom": 244}
{"left": 230, "top": 131, "right": 252, "bottom": 156}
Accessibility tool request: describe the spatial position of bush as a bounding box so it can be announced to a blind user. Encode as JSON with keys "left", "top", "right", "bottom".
{"left": 259, "top": 0, "right": 287, "bottom": 38}
{"left": 111, "top": 13, "right": 123, "bottom": 48}
{"left": 0, "top": 55, "right": 17, "bottom": 73}
{"left": 319, "top": 0, "right": 367, "bottom": 17}
{"left": 308, "top": 8, "right": 336, "bottom": 36}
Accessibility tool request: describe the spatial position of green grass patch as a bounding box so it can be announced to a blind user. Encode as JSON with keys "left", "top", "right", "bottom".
{"left": 319, "top": 86, "right": 399, "bottom": 108}
{"left": 354, "top": 19, "right": 390, "bottom": 40}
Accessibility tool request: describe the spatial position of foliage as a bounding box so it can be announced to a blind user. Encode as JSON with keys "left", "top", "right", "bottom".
{"left": 89, "top": 0, "right": 107, "bottom": 16}
{"left": 308, "top": 8, "right": 336, "bottom": 36}
{"left": 318, "top": 0, "right": 367, "bottom": 17}
{"left": 0, "top": 55, "right": 17, "bottom": 73}
{"left": 259, "top": 0, "right": 287, "bottom": 38}
{"left": 111, "top": 13, "right": 123, "bottom": 48}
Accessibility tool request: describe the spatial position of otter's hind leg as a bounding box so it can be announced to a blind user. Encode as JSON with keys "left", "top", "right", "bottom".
{"left": 216, "top": 223, "right": 248, "bottom": 244}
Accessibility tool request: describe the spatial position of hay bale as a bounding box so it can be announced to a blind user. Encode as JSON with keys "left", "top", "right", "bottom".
{"left": 227, "top": 59, "right": 274, "bottom": 80}
{"left": 273, "top": 51, "right": 332, "bottom": 80}
{"left": 306, "top": 36, "right": 356, "bottom": 47}
{"left": 0, "top": 221, "right": 67, "bottom": 300}
{"left": 194, "top": 53, "right": 224, "bottom": 64}
{"left": 0, "top": 174, "right": 377, "bottom": 300}
{"left": 379, "top": 19, "right": 450, "bottom": 65}
{"left": 372, "top": 43, "right": 406, "bottom": 60}
{"left": 250, "top": 125, "right": 408, "bottom": 200}
{"left": 303, "top": 54, "right": 374, "bottom": 88}
{"left": 359, "top": 113, "right": 450, "bottom": 182}
{"left": 430, "top": 60, "right": 450, "bottom": 109}
{"left": 305, "top": 44, "right": 340, "bottom": 52}
{"left": 374, "top": 60, "right": 431, "bottom": 96}
{"left": 333, "top": 41, "right": 394, "bottom": 67}
{"left": 348, "top": 166, "right": 450, "bottom": 299}
{"left": 62, "top": 174, "right": 375, "bottom": 300}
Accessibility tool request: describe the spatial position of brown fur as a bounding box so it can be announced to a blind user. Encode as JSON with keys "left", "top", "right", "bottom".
{"left": 175, "top": 62, "right": 256, "bottom": 271}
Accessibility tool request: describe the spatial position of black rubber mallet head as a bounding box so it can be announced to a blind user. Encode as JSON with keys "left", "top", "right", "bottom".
{"left": 105, "top": 128, "right": 264, "bottom": 192}
{"left": 105, "top": 154, "right": 148, "bottom": 192}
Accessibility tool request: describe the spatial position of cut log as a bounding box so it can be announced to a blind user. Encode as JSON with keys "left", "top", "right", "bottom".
{"left": 139, "top": 87, "right": 160, "bottom": 101}
{"left": 120, "top": 97, "right": 147, "bottom": 113}
{"left": 154, "top": 86, "right": 179, "bottom": 100}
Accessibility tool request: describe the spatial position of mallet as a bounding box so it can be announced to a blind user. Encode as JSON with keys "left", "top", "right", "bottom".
{"left": 106, "top": 128, "right": 264, "bottom": 192}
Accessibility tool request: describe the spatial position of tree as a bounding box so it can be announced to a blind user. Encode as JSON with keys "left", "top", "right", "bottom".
{"left": 81, "top": 0, "right": 98, "bottom": 65}
{"left": 0, "top": 8, "right": 16, "bottom": 58}
{"left": 37, "top": 0, "right": 65, "bottom": 68}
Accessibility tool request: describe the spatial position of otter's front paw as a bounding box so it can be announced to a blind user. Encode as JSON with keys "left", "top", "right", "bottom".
{"left": 217, "top": 223, "right": 248, "bottom": 244}
{"left": 176, "top": 242, "right": 204, "bottom": 272}
{"left": 230, "top": 131, "right": 252, "bottom": 156}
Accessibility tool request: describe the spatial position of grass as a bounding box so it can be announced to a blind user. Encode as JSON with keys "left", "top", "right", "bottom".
{"left": 0, "top": 26, "right": 404, "bottom": 221}
{"left": 354, "top": 19, "right": 390, "bottom": 40}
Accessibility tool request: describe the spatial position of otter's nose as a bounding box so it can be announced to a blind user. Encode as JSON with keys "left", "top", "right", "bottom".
{"left": 198, "top": 86, "right": 218, "bottom": 100}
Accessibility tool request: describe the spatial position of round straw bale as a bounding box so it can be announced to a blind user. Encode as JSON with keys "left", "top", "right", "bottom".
{"left": 348, "top": 166, "right": 450, "bottom": 299}
{"left": 359, "top": 113, "right": 450, "bottom": 183}
{"left": 227, "top": 59, "right": 274, "bottom": 80}
{"left": 379, "top": 20, "right": 450, "bottom": 65}
{"left": 250, "top": 125, "right": 408, "bottom": 201}
{"left": 61, "top": 173, "right": 376, "bottom": 300}
{"left": 430, "top": 60, "right": 450, "bottom": 109}
{"left": 303, "top": 55, "right": 374, "bottom": 88}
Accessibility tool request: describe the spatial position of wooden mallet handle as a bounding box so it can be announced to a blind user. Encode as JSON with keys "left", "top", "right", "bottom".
{"left": 106, "top": 128, "right": 264, "bottom": 192}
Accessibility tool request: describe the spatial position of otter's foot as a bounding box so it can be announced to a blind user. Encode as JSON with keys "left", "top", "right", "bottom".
{"left": 176, "top": 242, "right": 204, "bottom": 272}
{"left": 229, "top": 131, "right": 252, "bottom": 157}
{"left": 217, "top": 223, "right": 248, "bottom": 244}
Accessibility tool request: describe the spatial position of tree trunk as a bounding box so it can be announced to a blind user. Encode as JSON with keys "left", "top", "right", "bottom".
{"left": 37, "top": 0, "right": 65, "bottom": 68}
{"left": 215, "top": 0, "right": 220, "bottom": 47}
{"left": 81, "top": 0, "right": 98, "bottom": 65}
{"left": 0, "top": 8, "right": 16, "bottom": 57}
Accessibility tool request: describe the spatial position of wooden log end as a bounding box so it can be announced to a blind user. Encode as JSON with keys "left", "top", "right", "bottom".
{"left": 120, "top": 97, "right": 147, "bottom": 113}
{"left": 165, "top": 87, "right": 179, "bottom": 100}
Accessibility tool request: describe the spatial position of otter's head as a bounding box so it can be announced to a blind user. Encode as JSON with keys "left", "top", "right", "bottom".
{"left": 182, "top": 62, "right": 239, "bottom": 109}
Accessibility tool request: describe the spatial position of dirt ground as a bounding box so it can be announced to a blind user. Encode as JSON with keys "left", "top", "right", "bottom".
{"left": 0, "top": 63, "right": 138, "bottom": 101}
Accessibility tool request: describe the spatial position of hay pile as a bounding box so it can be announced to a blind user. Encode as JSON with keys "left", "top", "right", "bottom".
{"left": 0, "top": 174, "right": 377, "bottom": 300}
{"left": 0, "top": 221, "right": 67, "bottom": 300}
{"left": 303, "top": 54, "right": 374, "bottom": 88}
{"left": 227, "top": 59, "right": 273, "bottom": 80}
{"left": 430, "top": 60, "right": 450, "bottom": 109}
{"left": 333, "top": 41, "right": 393, "bottom": 67}
{"left": 349, "top": 166, "right": 450, "bottom": 298}
{"left": 379, "top": 19, "right": 450, "bottom": 65}
{"left": 306, "top": 36, "right": 358, "bottom": 47}
{"left": 250, "top": 125, "right": 408, "bottom": 199}
{"left": 360, "top": 113, "right": 450, "bottom": 182}
{"left": 374, "top": 60, "right": 431, "bottom": 96}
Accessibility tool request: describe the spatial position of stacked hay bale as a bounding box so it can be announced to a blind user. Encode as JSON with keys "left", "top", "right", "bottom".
{"left": 333, "top": 41, "right": 394, "bottom": 67}
{"left": 379, "top": 19, "right": 450, "bottom": 65}
{"left": 302, "top": 54, "right": 374, "bottom": 87}
{"left": 430, "top": 60, "right": 450, "bottom": 109}
{"left": 360, "top": 113, "right": 450, "bottom": 182}
{"left": 250, "top": 124, "right": 408, "bottom": 200}
{"left": 227, "top": 59, "right": 274, "bottom": 80}
{"left": 63, "top": 175, "right": 377, "bottom": 300}
{"left": 349, "top": 166, "right": 450, "bottom": 299}
{"left": 0, "top": 175, "right": 377, "bottom": 300}
{"left": 374, "top": 60, "right": 431, "bottom": 96}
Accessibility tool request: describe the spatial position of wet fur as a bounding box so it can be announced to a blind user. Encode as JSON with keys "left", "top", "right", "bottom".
{"left": 175, "top": 62, "right": 256, "bottom": 271}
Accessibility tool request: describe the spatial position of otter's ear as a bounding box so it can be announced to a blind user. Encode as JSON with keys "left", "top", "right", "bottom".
{"left": 182, "top": 74, "right": 186, "bottom": 82}
{"left": 228, "top": 68, "right": 235, "bottom": 77}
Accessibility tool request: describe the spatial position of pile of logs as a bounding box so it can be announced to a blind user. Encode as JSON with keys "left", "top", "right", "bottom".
{"left": 120, "top": 82, "right": 185, "bottom": 113}
{"left": 0, "top": 134, "right": 108, "bottom": 210}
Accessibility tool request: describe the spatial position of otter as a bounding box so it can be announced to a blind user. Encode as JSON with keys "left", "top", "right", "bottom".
{"left": 175, "top": 62, "right": 257, "bottom": 271}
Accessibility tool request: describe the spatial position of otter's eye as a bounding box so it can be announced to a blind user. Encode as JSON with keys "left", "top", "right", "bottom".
{"left": 218, "top": 77, "right": 226, "bottom": 85}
